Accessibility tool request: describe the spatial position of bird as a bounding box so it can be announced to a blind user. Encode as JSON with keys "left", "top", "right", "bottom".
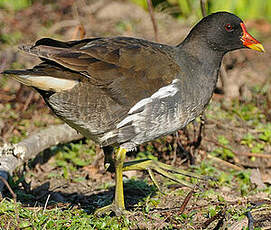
{"left": 2, "top": 11, "right": 264, "bottom": 216}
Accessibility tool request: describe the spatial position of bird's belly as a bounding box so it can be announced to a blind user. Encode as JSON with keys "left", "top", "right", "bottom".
{"left": 44, "top": 82, "right": 128, "bottom": 145}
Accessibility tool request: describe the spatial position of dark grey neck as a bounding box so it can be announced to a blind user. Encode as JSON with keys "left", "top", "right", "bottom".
{"left": 174, "top": 37, "right": 225, "bottom": 107}
{"left": 177, "top": 37, "right": 225, "bottom": 71}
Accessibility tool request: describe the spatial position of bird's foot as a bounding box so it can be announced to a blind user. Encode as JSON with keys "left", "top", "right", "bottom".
{"left": 94, "top": 202, "right": 131, "bottom": 217}
{"left": 123, "top": 159, "right": 207, "bottom": 190}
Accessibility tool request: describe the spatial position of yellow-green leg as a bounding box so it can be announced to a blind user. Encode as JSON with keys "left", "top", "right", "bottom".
{"left": 95, "top": 147, "right": 127, "bottom": 216}
{"left": 114, "top": 147, "right": 126, "bottom": 214}
{"left": 123, "top": 158, "right": 205, "bottom": 189}
{"left": 95, "top": 148, "right": 207, "bottom": 216}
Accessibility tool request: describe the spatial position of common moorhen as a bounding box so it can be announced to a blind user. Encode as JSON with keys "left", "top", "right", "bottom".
{"left": 3, "top": 12, "right": 264, "bottom": 215}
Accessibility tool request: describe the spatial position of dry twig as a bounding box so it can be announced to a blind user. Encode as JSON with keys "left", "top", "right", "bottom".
{"left": 72, "top": 1, "right": 86, "bottom": 40}
{"left": 200, "top": 0, "right": 207, "bottom": 17}
{"left": 178, "top": 189, "right": 194, "bottom": 215}
{"left": 147, "top": 0, "right": 158, "bottom": 42}
{"left": 201, "top": 209, "right": 226, "bottom": 229}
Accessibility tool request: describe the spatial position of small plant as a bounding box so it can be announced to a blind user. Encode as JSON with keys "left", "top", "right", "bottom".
{"left": 258, "top": 123, "right": 271, "bottom": 143}
{"left": 212, "top": 136, "right": 235, "bottom": 160}
{"left": 0, "top": 0, "right": 32, "bottom": 11}
{"left": 53, "top": 140, "right": 96, "bottom": 179}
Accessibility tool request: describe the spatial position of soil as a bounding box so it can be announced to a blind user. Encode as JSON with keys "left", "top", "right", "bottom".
{"left": 0, "top": 1, "right": 270, "bottom": 229}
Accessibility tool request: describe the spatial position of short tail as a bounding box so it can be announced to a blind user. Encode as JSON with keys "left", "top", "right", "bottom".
{"left": 2, "top": 68, "right": 79, "bottom": 93}
{"left": 18, "top": 44, "right": 60, "bottom": 59}
{"left": 2, "top": 69, "right": 35, "bottom": 87}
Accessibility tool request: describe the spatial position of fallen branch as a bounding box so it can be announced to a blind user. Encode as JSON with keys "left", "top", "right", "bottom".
{"left": 0, "top": 124, "right": 83, "bottom": 194}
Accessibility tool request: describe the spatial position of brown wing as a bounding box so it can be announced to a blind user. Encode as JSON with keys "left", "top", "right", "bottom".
{"left": 20, "top": 37, "right": 181, "bottom": 107}
{"left": 5, "top": 37, "right": 183, "bottom": 146}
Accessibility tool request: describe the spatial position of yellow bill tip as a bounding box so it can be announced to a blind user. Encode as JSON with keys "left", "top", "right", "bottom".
{"left": 247, "top": 43, "right": 265, "bottom": 53}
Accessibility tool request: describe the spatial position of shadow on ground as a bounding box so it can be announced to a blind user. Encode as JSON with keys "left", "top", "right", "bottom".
{"left": 4, "top": 177, "right": 156, "bottom": 215}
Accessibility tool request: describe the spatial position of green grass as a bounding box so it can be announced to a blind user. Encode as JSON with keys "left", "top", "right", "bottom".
{"left": 1, "top": 143, "right": 268, "bottom": 229}
{"left": 0, "top": 0, "right": 32, "bottom": 11}
{"left": 132, "top": 0, "right": 271, "bottom": 21}
{"left": 0, "top": 198, "right": 133, "bottom": 229}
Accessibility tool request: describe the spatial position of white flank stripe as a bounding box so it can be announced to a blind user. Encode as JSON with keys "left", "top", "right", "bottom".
{"left": 117, "top": 79, "right": 180, "bottom": 129}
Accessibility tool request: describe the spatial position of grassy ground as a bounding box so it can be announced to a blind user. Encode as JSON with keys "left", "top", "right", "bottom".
{"left": 0, "top": 1, "right": 271, "bottom": 229}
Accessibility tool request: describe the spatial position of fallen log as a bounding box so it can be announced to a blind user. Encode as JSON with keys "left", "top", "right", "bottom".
{"left": 0, "top": 124, "right": 83, "bottom": 195}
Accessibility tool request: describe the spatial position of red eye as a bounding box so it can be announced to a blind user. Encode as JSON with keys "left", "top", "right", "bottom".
{"left": 225, "top": 23, "right": 233, "bottom": 32}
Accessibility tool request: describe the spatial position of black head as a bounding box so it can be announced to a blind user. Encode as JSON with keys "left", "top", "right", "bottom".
{"left": 185, "top": 11, "right": 264, "bottom": 53}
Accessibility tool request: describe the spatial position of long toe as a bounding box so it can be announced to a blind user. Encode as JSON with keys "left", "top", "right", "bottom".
{"left": 94, "top": 203, "right": 130, "bottom": 217}
{"left": 123, "top": 159, "right": 206, "bottom": 189}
